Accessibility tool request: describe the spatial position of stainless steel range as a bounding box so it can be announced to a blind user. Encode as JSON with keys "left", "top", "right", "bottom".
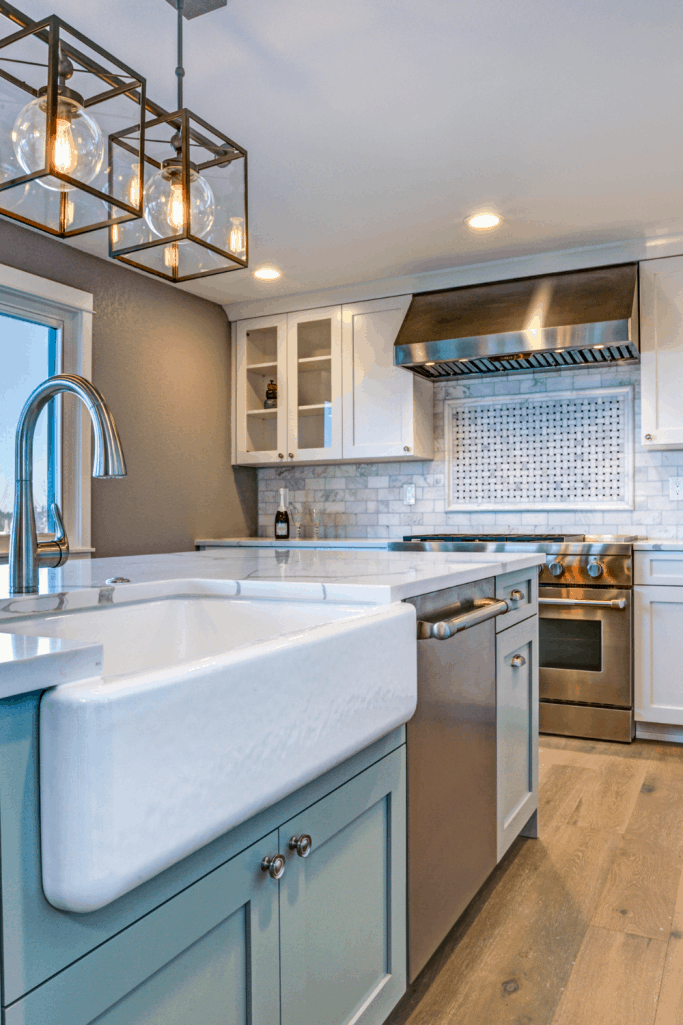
{"left": 389, "top": 533, "right": 636, "bottom": 743}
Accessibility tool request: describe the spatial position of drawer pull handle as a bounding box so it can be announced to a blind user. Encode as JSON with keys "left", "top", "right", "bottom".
{"left": 289, "top": 834, "right": 312, "bottom": 858}
{"left": 509, "top": 589, "right": 524, "bottom": 602}
{"left": 511, "top": 654, "right": 526, "bottom": 668}
{"left": 261, "top": 854, "right": 286, "bottom": 879}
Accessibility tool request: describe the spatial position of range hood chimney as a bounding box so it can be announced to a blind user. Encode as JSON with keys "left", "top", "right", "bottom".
{"left": 394, "top": 264, "right": 638, "bottom": 379}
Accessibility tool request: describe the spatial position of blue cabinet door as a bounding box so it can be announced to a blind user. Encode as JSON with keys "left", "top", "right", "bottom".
{"left": 279, "top": 747, "right": 407, "bottom": 1025}
{"left": 5, "top": 832, "right": 281, "bottom": 1025}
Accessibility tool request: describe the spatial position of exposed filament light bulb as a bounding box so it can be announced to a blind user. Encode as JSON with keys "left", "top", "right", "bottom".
{"left": 229, "top": 216, "right": 245, "bottom": 256}
{"left": 128, "top": 163, "right": 141, "bottom": 207}
{"left": 53, "top": 117, "right": 78, "bottom": 175}
{"left": 168, "top": 182, "right": 184, "bottom": 231}
{"left": 164, "top": 243, "right": 179, "bottom": 269}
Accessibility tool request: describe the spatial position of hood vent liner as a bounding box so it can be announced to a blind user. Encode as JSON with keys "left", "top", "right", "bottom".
{"left": 416, "top": 340, "right": 639, "bottom": 379}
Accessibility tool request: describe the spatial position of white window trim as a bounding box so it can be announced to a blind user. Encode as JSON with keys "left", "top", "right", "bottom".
{"left": 0, "top": 261, "right": 94, "bottom": 559}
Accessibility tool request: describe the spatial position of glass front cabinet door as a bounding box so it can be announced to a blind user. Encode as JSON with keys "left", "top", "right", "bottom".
{"left": 235, "top": 308, "right": 342, "bottom": 465}
{"left": 235, "top": 315, "right": 289, "bottom": 465}
{"left": 286, "top": 307, "right": 342, "bottom": 462}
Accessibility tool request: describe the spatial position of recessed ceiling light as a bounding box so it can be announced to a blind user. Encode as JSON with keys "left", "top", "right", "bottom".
{"left": 466, "top": 212, "right": 502, "bottom": 231}
{"left": 254, "top": 266, "right": 281, "bottom": 280}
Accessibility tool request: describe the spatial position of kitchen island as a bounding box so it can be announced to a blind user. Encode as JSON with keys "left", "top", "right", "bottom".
{"left": 0, "top": 547, "right": 543, "bottom": 1025}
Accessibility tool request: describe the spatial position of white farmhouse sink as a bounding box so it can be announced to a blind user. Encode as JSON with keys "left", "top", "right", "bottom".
{"left": 3, "top": 593, "right": 416, "bottom": 912}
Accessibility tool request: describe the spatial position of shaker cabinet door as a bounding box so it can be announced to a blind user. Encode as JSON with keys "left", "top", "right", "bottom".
{"left": 341, "top": 296, "right": 432, "bottom": 461}
{"left": 278, "top": 748, "right": 407, "bottom": 1025}
{"left": 640, "top": 256, "right": 683, "bottom": 449}
{"left": 234, "top": 314, "right": 289, "bottom": 464}
{"left": 6, "top": 833, "right": 281, "bottom": 1025}
{"left": 496, "top": 616, "right": 539, "bottom": 861}
{"left": 635, "top": 585, "right": 683, "bottom": 725}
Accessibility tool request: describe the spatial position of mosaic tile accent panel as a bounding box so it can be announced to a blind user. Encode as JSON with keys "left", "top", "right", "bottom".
{"left": 257, "top": 365, "right": 683, "bottom": 540}
{"left": 445, "top": 388, "right": 634, "bottom": 511}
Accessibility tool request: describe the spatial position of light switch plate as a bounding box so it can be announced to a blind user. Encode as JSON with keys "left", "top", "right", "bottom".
{"left": 403, "top": 484, "right": 416, "bottom": 506}
{"left": 670, "top": 478, "right": 683, "bottom": 500}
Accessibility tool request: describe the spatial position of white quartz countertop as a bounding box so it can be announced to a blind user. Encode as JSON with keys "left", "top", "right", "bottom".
{"left": 0, "top": 547, "right": 544, "bottom": 699}
{"left": 633, "top": 540, "right": 683, "bottom": 551}
{"left": 195, "top": 537, "right": 398, "bottom": 548}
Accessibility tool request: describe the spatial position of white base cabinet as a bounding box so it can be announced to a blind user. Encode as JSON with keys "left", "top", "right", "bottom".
{"left": 635, "top": 551, "right": 683, "bottom": 725}
{"left": 635, "top": 585, "right": 683, "bottom": 725}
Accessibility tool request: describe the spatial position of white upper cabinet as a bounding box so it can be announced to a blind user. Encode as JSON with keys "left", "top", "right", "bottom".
{"left": 640, "top": 256, "right": 683, "bottom": 450}
{"left": 286, "top": 306, "right": 342, "bottom": 462}
{"left": 235, "top": 314, "right": 288, "bottom": 465}
{"left": 341, "top": 296, "right": 433, "bottom": 462}
{"left": 233, "top": 296, "right": 433, "bottom": 466}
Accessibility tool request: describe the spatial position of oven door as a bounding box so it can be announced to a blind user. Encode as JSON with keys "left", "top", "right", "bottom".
{"left": 539, "top": 585, "right": 632, "bottom": 708}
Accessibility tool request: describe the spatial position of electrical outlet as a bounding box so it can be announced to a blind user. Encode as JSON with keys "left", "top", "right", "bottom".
{"left": 403, "top": 484, "right": 416, "bottom": 506}
{"left": 670, "top": 477, "right": 683, "bottom": 500}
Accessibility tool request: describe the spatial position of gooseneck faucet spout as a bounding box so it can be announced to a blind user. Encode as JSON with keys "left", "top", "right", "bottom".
{"left": 10, "top": 374, "right": 127, "bottom": 595}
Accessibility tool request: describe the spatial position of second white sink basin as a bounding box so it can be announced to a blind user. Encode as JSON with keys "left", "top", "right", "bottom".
{"left": 4, "top": 590, "right": 416, "bottom": 913}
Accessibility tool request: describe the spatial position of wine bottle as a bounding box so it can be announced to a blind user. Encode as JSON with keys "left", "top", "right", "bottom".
{"left": 274, "top": 488, "right": 290, "bottom": 539}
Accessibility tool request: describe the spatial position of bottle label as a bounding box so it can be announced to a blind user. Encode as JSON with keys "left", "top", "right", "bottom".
{"left": 276, "top": 522, "right": 288, "bottom": 536}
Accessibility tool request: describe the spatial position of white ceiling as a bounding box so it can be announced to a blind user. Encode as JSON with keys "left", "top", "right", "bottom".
{"left": 9, "top": 0, "right": 683, "bottom": 308}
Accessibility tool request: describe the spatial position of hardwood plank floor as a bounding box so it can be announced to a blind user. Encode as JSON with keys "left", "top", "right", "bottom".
{"left": 386, "top": 736, "right": 683, "bottom": 1025}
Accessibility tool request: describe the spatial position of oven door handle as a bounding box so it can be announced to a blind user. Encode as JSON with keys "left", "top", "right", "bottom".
{"left": 539, "top": 597, "right": 628, "bottom": 609}
{"left": 417, "top": 598, "right": 511, "bottom": 640}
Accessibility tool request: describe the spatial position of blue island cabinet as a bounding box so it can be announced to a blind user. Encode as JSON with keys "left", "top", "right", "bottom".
{"left": 2, "top": 696, "right": 406, "bottom": 1025}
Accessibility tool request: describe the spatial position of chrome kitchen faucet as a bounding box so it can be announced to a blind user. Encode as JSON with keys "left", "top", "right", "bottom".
{"left": 9, "top": 374, "right": 127, "bottom": 594}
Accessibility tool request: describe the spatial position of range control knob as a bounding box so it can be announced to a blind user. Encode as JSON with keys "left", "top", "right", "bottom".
{"left": 587, "top": 561, "right": 604, "bottom": 578}
{"left": 548, "top": 561, "right": 564, "bottom": 577}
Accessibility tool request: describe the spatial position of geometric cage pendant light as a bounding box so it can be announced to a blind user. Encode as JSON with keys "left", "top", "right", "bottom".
{"left": 0, "top": 4, "right": 147, "bottom": 238}
{"left": 109, "top": 0, "right": 247, "bottom": 283}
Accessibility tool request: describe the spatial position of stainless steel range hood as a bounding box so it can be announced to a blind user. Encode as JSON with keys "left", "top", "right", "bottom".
{"left": 394, "top": 263, "right": 639, "bottom": 379}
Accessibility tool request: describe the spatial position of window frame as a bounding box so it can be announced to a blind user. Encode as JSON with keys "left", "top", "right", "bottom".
{"left": 0, "top": 262, "right": 94, "bottom": 559}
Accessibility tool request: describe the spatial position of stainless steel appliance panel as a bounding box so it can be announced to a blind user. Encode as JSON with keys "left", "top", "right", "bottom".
{"left": 539, "top": 701, "right": 634, "bottom": 742}
{"left": 405, "top": 578, "right": 497, "bottom": 981}
{"left": 539, "top": 585, "right": 632, "bottom": 708}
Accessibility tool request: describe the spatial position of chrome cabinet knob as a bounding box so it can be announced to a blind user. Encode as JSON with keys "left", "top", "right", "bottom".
{"left": 403, "top": 446, "right": 411, "bottom": 452}
{"left": 289, "top": 834, "right": 312, "bottom": 858}
{"left": 288, "top": 452, "right": 294, "bottom": 459}
{"left": 587, "top": 561, "right": 604, "bottom": 578}
{"left": 509, "top": 589, "right": 524, "bottom": 602}
{"left": 548, "top": 561, "right": 564, "bottom": 577}
{"left": 278, "top": 453, "right": 284, "bottom": 459}
{"left": 645, "top": 434, "right": 653, "bottom": 441}
{"left": 511, "top": 654, "right": 526, "bottom": 668}
{"left": 261, "top": 854, "right": 286, "bottom": 879}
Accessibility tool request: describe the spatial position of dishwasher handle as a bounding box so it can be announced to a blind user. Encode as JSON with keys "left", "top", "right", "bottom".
{"left": 417, "top": 598, "right": 511, "bottom": 640}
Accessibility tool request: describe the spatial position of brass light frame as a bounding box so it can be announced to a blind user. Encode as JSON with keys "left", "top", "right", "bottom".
{"left": 109, "top": 106, "right": 248, "bottom": 283}
{"left": 0, "top": 3, "right": 147, "bottom": 238}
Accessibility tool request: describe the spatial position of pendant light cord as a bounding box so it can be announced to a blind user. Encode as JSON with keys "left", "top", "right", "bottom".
{"left": 176, "top": 0, "right": 184, "bottom": 109}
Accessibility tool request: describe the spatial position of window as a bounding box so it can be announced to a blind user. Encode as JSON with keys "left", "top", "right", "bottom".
{"left": 0, "top": 312, "right": 58, "bottom": 535}
{"left": 0, "top": 263, "right": 93, "bottom": 558}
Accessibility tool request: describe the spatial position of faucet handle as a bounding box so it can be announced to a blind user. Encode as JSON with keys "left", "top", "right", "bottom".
{"left": 51, "top": 502, "right": 67, "bottom": 545}
{"left": 37, "top": 503, "right": 69, "bottom": 569}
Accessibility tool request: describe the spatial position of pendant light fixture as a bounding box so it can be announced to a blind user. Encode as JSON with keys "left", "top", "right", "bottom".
{"left": 0, "top": 4, "right": 147, "bottom": 237}
{"left": 110, "top": 0, "right": 247, "bottom": 282}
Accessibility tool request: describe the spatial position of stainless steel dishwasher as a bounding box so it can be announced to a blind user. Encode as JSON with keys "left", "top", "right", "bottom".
{"left": 404, "top": 577, "right": 511, "bottom": 981}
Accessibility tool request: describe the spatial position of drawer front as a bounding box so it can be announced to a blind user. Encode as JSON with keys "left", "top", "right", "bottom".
{"left": 635, "top": 551, "right": 683, "bottom": 587}
{"left": 495, "top": 568, "right": 539, "bottom": 632}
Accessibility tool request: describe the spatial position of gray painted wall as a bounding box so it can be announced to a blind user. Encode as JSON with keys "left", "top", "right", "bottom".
{"left": 0, "top": 219, "right": 256, "bottom": 558}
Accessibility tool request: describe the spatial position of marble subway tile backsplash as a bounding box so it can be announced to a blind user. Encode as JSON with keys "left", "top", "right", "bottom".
{"left": 257, "top": 365, "right": 683, "bottom": 540}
